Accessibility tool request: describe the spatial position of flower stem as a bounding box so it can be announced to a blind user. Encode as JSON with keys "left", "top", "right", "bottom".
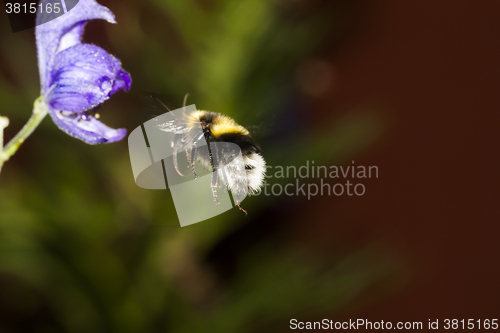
{"left": 0, "top": 116, "right": 9, "bottom": 160}
{"left": 0, "top": 97, "right": 48, "bottom": 173}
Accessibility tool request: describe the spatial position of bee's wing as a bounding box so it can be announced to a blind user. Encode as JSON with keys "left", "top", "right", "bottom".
{"left": 157, "top": 119, "right": 206, "bottom": 178}
{"left": 158, "top": 119, "right": 205, "bottom": 149}
{"left": 157, "top": 119, "right": 190, "bottom": 135}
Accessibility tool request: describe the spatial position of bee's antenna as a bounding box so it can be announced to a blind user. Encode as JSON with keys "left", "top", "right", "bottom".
{"left": 182, "top": 93, "right": 190, "bottom": 118}
{"left": 151, "top": 95, "right": 171, "bottom": 112}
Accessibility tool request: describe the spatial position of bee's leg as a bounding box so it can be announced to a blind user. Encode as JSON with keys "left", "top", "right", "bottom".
{"left": 185, "top": 148, "right": 192, "bottom": 173}
{"left": 231, "top": 177, "right": 247, "bottom": 215}
{"left": 172, "top": 134, "right": 189, "bottom": 177}
{"left": 237, "top": 203, "right": 248, "bottom": 216}
{"left": 185, "top": 148, "right": 198, "bottom": 179}
{"left": 173, "top": 146, "right": 189, "bottom": 177}
{"left": 211, "top": 143, "right": 225, "bottom": 191}
{"left": 206, "top": 140, "right": 224, "bottom": 205}
{"left": 189, "top": 145, "right": 199, "bottom": 178}
{"left": 211, "top": 169, "right": 221, "bottom": 205}
{"left": 206, "top": 140, "right": 216, "bottom": 172}
{"left": 187, "top": 132, "right": 205, "bottom": 179}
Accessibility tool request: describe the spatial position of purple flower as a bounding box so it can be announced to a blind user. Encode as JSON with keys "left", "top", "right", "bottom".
{"left": 36, "top": 0, "right": 131, "bottom": 144}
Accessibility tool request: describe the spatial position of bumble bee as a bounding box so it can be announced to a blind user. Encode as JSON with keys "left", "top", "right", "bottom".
{"left": 156, "top": 97, "right": 265, "bottom": 214}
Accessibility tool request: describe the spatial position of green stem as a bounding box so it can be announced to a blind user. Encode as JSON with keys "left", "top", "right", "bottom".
{"left": 0, "top": 116, "right": 9, "bottom": 155}
{"left": 0, "top": 96, "right": 48, "bottom": 173}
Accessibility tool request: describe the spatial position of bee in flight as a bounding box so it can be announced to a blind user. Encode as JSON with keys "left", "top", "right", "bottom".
{"left": 156, "top": 96, "right": 265, "bottom": 214}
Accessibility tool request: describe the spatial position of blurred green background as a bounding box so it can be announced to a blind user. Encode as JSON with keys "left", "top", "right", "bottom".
{"left": 0, "top": 0, "right": 438, "bottom": 332}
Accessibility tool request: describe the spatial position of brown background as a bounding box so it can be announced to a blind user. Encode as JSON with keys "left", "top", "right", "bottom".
{"left": 309, "top": 0, "right": 500, "bottom": 322}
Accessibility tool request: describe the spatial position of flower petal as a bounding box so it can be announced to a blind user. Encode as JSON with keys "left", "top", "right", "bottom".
{"left": 49, "top": 109, "right": 127, "bottom": 144}
{"left": 46, "top": 43, "right": 131, "bottom": 113}
{"left": 36, "top": 0, "right": 116, "bottom": 93}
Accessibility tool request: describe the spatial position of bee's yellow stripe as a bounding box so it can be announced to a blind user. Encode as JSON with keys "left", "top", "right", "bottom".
{"left": 211, "top": 115, "right": 249, "bottom": 137}
{"left": 190, "top": 110, "right": 249, "bottom": 138}
{"left": 187, "top": 111, "right": 206, "bottom": 127}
